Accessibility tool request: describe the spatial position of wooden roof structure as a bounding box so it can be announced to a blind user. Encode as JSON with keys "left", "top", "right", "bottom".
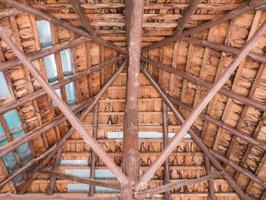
{"left": 0, "top": 0, "right": 265, "bottom": 199}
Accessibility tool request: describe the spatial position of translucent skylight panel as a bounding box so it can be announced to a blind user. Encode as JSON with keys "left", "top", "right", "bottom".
{"left": 68, "top": 183, "right": 89, "bottom": 192}
{"left": 0, "top": 72, "right": 10, "bottom": 99}
{"left": 65, "top": 169, "right": 90, "bottom": 178}
{"left": 95, "top": 169, "right": 114, "bottom": 179}
{"left": 65, "top": 82, "right": 76, "bottom": 105}
{"left": 36, "top": 20, "right": 53, "bottom": 48}
{"left": 3, "top": 110, "right": 23, "bottom": 132}
{"left": 106, "top": 132, "right": 188, "bottom": 139}
{"left": 60, "top": 49, "right": 74, "bottom": 76}
{"left": 44, "top": 54, "right": 58, "bottom": 83}
{"left": 2, "top": 152, "right": 23, "bottom": 184}
{"left": 52, "top": 89, "right": 62, "bottom": 106}
{"left": 61, "top": 159, "right": 88, "bottom": 166}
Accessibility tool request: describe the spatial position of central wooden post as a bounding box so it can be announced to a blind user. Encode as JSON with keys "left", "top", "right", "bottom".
{"left": 121, "top": 0, "right": 143, "bottom": 199}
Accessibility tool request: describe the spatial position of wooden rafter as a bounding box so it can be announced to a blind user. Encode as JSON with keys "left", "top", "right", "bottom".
{"left": 17, "top": 59, "right": 127, "bottom": 193}
{"left": 0, "top": 0, "right": 126, "bottom": 54}
{"left": 40, "top": 169, "right": 121, "bottom": 190}
{"left": 141, "top": 57, "right": 266, "bottom": 111}
{"left": 142, "top": 0, "right": 200, "bottom": 52}
{"left": 141, "top": 66, "right": 256, "bottom": 200}
{"left": 142, "top": 0, "right": 266, "bottom": 52}
{"left": 69, "top": 0, "right": 125, "bottom": 55}
{"left": 137, "top": 21, "right": 266, "bottom": 189}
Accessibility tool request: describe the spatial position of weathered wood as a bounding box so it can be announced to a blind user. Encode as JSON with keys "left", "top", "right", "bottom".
{"left": 69, "top": 0, "right": 125, "bottom": 55}
{"left": 170, "top": 97, "right": 266, "bottom": 151}
{"left": 0, "top": 37, "right": 89, "bottom": 72}
{"left": 204, "top": 157, "right": 216, "bottom": 200}
{"left": 0, "top": 25, "right": 128, "bottom": 184}
{"left": 0, "top": 8, "right": 22, "bottom": 19}
{"left": 210, "top": 149, "right": 266, "bottom": 188}
{"left": 162, "top": 103, "right": 171, "bottom": 200}
{"left": 142, "top": 0, "right": 266, "bottom": 52}
{"left": 40, "top": 169, "right": 121, "bottom": 190}
{"left": 17, "top": 61, "right": 127, "bottom": 194}
{"left": 89, "top": 104, "right": 98, "bottom": 197}
{"left": 0, "top": 193, "right": 120, "bottom": 200}
{"left": 137, "top": 21, "right": 266, "bottom": 189}
{"left": 0, "top": 0, "right": 126, "bottom": 54}
{"left": 142, "top": 57, "right": 266, "bottom": 111}
{"left": 0, "top": 55, "right": 124, "bottom": 114}
{"left": 141, "top": 67, "right": 254, "bottom": 200}
{"left": 47, "top": 149, "right": 62, "bottom": 195}
{"left": 142, "top": 0, "right": 200, "bottom": 52}
{"left": 121, "top": 1, "right": 143, "bottom": 199}
{"left": 0, "top": 145, "right": 56, "bottom": 189}
{"left": 182, "top": 37, "right": 266, "bottom": 63}
{"left": 136, "top": 173, "right": 216, "bottom": 198}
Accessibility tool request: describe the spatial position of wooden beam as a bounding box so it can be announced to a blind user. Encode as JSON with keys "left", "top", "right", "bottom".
{"left": 142, "top": 0, "right": 200, "bottom": 52}
{"left": 142, "top": 0, "right": 266, "bottom": 52}
{"left": 0, "top": 56, "right": 124, "bottom": 157}
{"left": 141, "top": 67, "right": 254, "bottom": 200}
{"left": 0, "top": 193, "right": 120, "bottom": 200}
{"left": 0, "top": 0, "right": 126, "bottom": 54}
{"left": 47, "top": 150, "right": 62, "bottom": 195}
{"left": 120, "top": 1, "right": 143, "bottom": 199}
{"left": 136, "top": 174, "right": 216, "bottom": 199}
{"left": 137, "top": 21, "right": 266, "bottom": 189}
{"left": 0, "top": 36, "right": 89, "bottom": 72}
{"left": 0, "top": 55, "right": 124, "bottom": 114}
{"left": 162, "top": 103, "right": 171, "bottom": 200}
{"left": 0, "top": 145, "right": 56, "bottom": 189}
{"left": 17, "top": 61, "right": 127, "bottom": 193}
{"left": 40, "top": 169, "right": 121, "bottom": 190}
{"left": 69, "top": 0, "right": 125, "bottom": 54}
{"left": 170, "top": 97, "right": 266, "bottom": 151}
{"left": 204, "top": 157, "right": 216, "bottom": 200}
{"left": 141, "top": 57, "right": 266, "bottom": 111}
{"left": 89, "top": 104, "right": 98, "bottom": 197}
{"left": 210, "top": 149, "right": 266, "bottom": 188}
{"left": 0, "top": 8, "right": 22, "bottom": 19}
{"left": 182, "top": 37, "right": 266, "bottom": 63}
{"left": 0, "top": 25, "right": 128, "bottom": 185}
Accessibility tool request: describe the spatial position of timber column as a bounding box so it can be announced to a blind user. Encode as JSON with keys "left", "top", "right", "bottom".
{"left": 121, "top": 0, "right": 143, "bottom": 199}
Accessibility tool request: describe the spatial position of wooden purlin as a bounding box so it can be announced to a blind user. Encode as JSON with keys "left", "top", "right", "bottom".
{"left": 40, "top": 169, "right": 121, "bottom": 190}
{"left": 223, "top": 34, "right": 265, "bottom": 180}
{"left": 142, "top": 0, "right": 266, "bottom": 52}
{"left": 138, "top": 18, "right": 266, "bottom": 191}
{"left": 142, "top": 0, "right": 200, "bottom": 52}
{"left": 141, "top": 57, "right": 266, "bottom": 112}
{"left": 17, "top": 59, "right": 127, "bottom": 194}
{"left": 0, "top": 0, "right": 126, "bottom": 54}
{"left": 0, "top": 56, "right": 124, "bottom": 159}
{"left": 141, "top": 66, "right": 256, "bottom": 200}
{"left": 136, "top": 173, "right": 217, "bottom": 198}
{"left": 0, "top": 145, "right": 56, "bottom": 189}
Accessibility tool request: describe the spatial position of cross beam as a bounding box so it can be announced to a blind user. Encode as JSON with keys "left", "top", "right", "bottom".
{"left": 17, "top": 59, "right": 127, "bottom": 193}
{"left": 136, "top": 21, "right": 266, "bottom": 189}
{"left": 141, "top": 67, "right": 259, "bottom": 200}
{"left": 0, "top": 0, "right": 126, "bottom": 54}
{"left": 0, "top": 26, "right": 128, "bottom": 185}
{"left": 142, "top": 0, "right": 266, "bottom": 52}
